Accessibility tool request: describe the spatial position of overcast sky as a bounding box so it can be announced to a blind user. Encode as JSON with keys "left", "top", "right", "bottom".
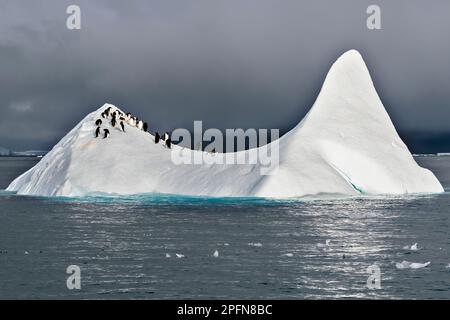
{"left": 0, "top": 0, "right": 449, "bottom": 152}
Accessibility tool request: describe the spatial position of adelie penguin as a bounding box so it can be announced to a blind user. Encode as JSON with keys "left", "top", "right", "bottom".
{"left": 143, "top": 122, "right": 148, "bottom": 132}
{"left": 155, "top": 132, "right": 160, "bottom": 144}
{"left": 103, "top": 129, "right": 110, "bottom": 139}
{"left": 95, "top": 119, "right": 102, "bottom": 126}
{"left": 120, "top": 121, "right": 125, "bottom": 132}
{"left": 95, "top": 126, "right": 101, "bottom": 138}
{"left": 111, "top": 117, "right": 117, "bottom": 127}
{"left": 165, "top": 138, "right": 172, "bottom": 149}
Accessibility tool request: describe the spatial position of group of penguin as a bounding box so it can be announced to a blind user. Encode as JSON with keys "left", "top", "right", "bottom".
{"left": 94, "top": 106, "right": 172, "bottom": 148}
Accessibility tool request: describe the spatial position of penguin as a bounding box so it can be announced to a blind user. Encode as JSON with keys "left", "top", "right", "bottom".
{"left": 103, "top": 129, "right": 110, "bottom": 139}
{"left": 119, "top": 116, "right": 125, "bottom": 121}
{"left": 120, "top": 121, "right": 125, "bottom": 132}
{"left": 105, "top": 107, "right": 112, "bottom": 117}
{"left": 111, "top": 116, "right": 117, "bottom": 127}
{"left": 128, "top": 117, "right": 136, "bottom": 126}
{"left": 165, "top": 138, "right": 171, "bottom": 149}
{"left": 155, "top": 132, "right": 160, "bottom": 144}
{"left": 101, "top": 112, "right": 106, "bottom": 119}
{"left": 125, "top": 113, "right": 131, "bottom": 121}
{"left": 163, "top": 132, "right": 169, "bottom": 141}
{"left": 95, "top": 126, "right": 101, "bottom": 138}
{"left": 95, "top": 119, "right": 102, "bottom": 126}
{"left": 137, "top": 120, "right": 143, "bottom": 130}
{"left": 143, "top": 122, "right": 148, "bottom": 132}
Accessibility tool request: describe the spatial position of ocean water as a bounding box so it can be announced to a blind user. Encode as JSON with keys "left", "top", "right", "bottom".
{"left": 0, "top": 156, "right": 449, "bottom": 299}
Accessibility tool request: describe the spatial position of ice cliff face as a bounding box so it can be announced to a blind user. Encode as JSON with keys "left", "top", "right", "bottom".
{"left": 7, "top": 50, "right": 444, "bottom": 197}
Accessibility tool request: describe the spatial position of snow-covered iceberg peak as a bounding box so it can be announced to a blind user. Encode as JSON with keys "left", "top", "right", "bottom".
{"left": 7, "top": 50, "right": 444, "bottom": 198}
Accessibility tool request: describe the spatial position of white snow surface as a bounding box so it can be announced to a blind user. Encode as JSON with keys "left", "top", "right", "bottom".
{"left": 7, "top": 50, "right": 444, "bottom": 197}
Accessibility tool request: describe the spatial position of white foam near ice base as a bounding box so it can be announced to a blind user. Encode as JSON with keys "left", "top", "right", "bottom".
{"left": 7, "top": 50, "right": 444, "bottom": 198}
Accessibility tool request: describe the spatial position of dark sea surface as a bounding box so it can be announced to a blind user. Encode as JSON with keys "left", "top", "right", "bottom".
{"left": 0, "top": 156, "right": 449, "bottom": 299}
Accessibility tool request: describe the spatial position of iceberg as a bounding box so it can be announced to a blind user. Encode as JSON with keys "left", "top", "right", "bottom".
{"left": 395, "top": 261, "right": 431, "bottom": 270}
{"left": 6, "top": 50, "right": 444, "bottom": 197}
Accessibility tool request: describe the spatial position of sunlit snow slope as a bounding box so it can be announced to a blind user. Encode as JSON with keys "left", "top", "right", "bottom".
{"left": 7, "top": 50, "right": 444, "bottom": 197}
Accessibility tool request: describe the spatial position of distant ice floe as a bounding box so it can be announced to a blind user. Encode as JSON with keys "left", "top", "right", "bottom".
{"left": 248, "top": 243, "right": 262, "bottom": 247}
{"left": 403, "top": 243, "right": 420, "bottom": 251}
{"left": 282, "top": 253, "right": 294, "bottom": 257}
{"left": 395, "top": 261, "right": 430, "bottom": 269}
{"left": 317, "top": 239, "right": 331, "bottom": 248}
{"left": 213, "top": 250, "right": 219, "bottom": 257}
{"left": 165, "top": 253, "right": 171, "bottom": 258}
{"left": 175, "top": 253, "right": 185, "bottom": 258}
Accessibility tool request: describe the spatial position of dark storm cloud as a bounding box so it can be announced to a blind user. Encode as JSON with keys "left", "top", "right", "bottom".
{"left": 0, "top": 0, "right": 449, "bottom": 152}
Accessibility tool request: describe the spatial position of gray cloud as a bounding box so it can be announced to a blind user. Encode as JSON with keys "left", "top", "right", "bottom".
{"left": 0, "top": 0, "right": 449, "bottom": 152}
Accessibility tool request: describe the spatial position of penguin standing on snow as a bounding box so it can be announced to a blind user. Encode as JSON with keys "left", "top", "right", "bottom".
{"left": 103, "top": 129, "right": 110, "bottom": 139}
{"left": 137, "top": 120, "right": 143, "bottom": 130}
{"left": 162, "top": 132, "right": 169, "bottom": 142}
{"left": 165, "top": 138, "right": 172, "bottom": 149}
{"left": 120, "top": 121, "right": 125, "bottom": 132}
{"left": 95, "top": 119, "right": 102, "bottom": 126}
{"left": 111, "top": 115, "right": 117, "bottom": 127}
{"left": 101, "top": 112, "right": 106, "bottom": 119}
{"left": 143, "top": 122, "right": 148, "bottom": 132}
{"left": 155, "top": 132, "right": 160, "bottom": 144}
{"left": 105, "top": 107, "right": 112, "bottom": 117}
{"left": 95, "top": 126, "right": 101, "bottom": 138}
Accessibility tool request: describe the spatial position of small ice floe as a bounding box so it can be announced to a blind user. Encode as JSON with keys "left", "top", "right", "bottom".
{"left": 248, "top": 242, "right": 262, "bottom": 247}
{"left": 165, "top": 253, "right": 171, "bottom": 258}
{"left": 403, "top": 243, "right": 420, "bottom": 251}
{"left": 446, "top": 264, "right": 450, "bottom": 269}
{"left": 224, "top": 243, "right": 229, "bottom": 246}
{"left": 282, "top": 253, "right": 294, "bottom": 257}
{"left": 213, "top": 250, "right": 219, "bottom": 258}
{"left": 395, "top": 260, "right": 430, "bottom": 270}
{"left": 175, "top": 253, "right": 185, "bottom": 258}
{"left": 317, "top": 239, "right": 331, "bottom": 248}
{"left": 24, "top": 251, "right": 29, "bottom": 255}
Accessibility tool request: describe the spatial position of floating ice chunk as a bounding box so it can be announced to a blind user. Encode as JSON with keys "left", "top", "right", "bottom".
{"left": 403, "top": 243, "right": 420, "bottom": 251}
{"left": 175, "top": 253, "right": 185, "bottom": 258}
{"left": 282, "top": 253, "right": 294, "bottom": 257}
{"left": 165, "top": 253, "right": 171, "bottom": 258}
{"left": 317, "top": 240, "right": 331, "bottom": 248}
{"left": 395, "top": 260, "right": 430, "bottom": 269}
{"left": 213, "top": 250, "right": 219, "bottom": 257}
{"left": 248, "top": 243, "right": 262, "bottom": 247}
